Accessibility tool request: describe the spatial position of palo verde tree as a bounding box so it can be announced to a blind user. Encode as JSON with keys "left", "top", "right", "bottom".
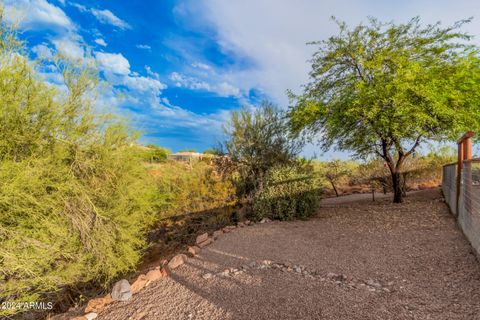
{"left": 0, "top": 13, "right": 156, "bottom": 317}
{"left": 288, "top": 17, "right": 480, "bottom": 203}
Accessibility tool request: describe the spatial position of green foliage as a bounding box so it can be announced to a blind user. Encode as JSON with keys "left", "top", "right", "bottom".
{"left": 0, "top": 20, "right": 156, "bottom": 317}
{"left": 314, "top": 160, "right": 356, "bottom": 196}
{"left": 315, "top": 147, "right": 456, "bottom": 196}
{"left": 139, "top": 145, "right": 171, "bottom": 163}
{"left": 223, "top": 101, "right": 302, "bottom": 197}
{"left": 149, "top": 161, "right": 237, "bottom": 216}
{"left": 203, "top": 148, "right": 222, "bottom": 155}
{"left": 252, "top": 163, "right": 321, "bottom": 220}
{"left": 289, "top": 17, "right": 480, "bottom": 202}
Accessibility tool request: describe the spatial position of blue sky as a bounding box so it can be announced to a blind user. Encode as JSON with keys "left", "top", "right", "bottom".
{"left": 4, "top": 0, "right": 480, "bottom": 158}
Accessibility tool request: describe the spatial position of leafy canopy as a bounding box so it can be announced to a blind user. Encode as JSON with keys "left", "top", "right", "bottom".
{"left": 289, "top": 17, "right": 480, "bottom": 160}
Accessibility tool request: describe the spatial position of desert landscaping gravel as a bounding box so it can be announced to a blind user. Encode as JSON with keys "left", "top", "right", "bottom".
{"left": 97, "top": 188, "right": 480, "bottom": 320}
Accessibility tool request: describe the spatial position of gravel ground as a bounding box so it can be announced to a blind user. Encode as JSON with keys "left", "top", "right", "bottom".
{"left": 97, "top": 188, "right": 480, "bottom": 320}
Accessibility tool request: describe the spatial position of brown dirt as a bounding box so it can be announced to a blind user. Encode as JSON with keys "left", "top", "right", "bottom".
{"left": 97, "top": 188, "right": 480, "bottom": 320}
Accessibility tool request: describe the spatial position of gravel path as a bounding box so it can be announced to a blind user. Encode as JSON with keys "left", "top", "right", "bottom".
{"left": 98, "top": 188, "right": 480, "bottom": 320}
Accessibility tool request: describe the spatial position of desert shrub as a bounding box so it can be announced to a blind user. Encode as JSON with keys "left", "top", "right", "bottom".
{"left": 139, "top": 145, "right": 171, "bottom": 163}
{"left": 252, "top": 163, "right": 321, "bottom": 220}
{"left": 0, "top": 22, "right": 157, "bottom": 317}
{"left": 150, "top": 161, "right": 237, "bottom": 216}
{"left": 222, "top": 102, "right": 302, "bottom": 198}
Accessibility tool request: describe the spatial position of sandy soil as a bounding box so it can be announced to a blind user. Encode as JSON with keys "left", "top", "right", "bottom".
{"left": 97, "top": 188, "right": 480, "bottom": 320}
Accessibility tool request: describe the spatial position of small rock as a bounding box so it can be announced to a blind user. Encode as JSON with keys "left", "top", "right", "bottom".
{"left": 197, "top": 237, "right": 214, "bottom": 248}
{"left": 85, "top": 313, "right": 98, "bottom": 320}
{"left": 134, "top": 311, "right": 148, "bottom": 320}
{"left": 111, "top": 279, "right": 132, "bottom": 301}
{"left": 202, "top": 273, "right": 213, "bottom": 280}
{"left": 382, "top": 288, "right": 391, "bottom": 293}
{"left": 365, "top": 279, "right": 381, "bottom": 288}
{"left": 222, "top": 227, "right": 231, "bottom": 233}
{"left": 248, "top": 261, "right": 257, "bottom": 268}
{"left": 294, "top": 267, "right": 302, "bottom": 273}
{"left": 188, "top": 246, "right": 200, "bottom": 256}
{"left": 161, "top": 268, "right": 168, "bottom": 277}
{"left": 326, "top": 272, "right": 337, "bottom": 279}
{"left": 168, "top": 254, "right": 188, "bottom": 269}
{"left": 85, "top": 294, "right": 112, "bottom": 313}
{"left": 131, "top": 275, "right": 149, "bottom": 294}
{"left": 212, "top": 230, "right": 223, "bottom": 239}
{"left": 196, "top": 233, "right": 209, "bottom": 245}
{"left": 219, "top": 269, "right": 230, "bottom": 277}
{"left": 237, "top": 222, "right": 245, "bottom": 227}
{"left": 160, "top": 259, "right": 168, "bottom": 266}
{"left": 145, "top": 268, "right": 163, "bottom": 282}
{"left": 219, "top": 268, "right": 230, "bottom": 276}
{"left": 244, "top": 220, "right": 251, "bottom": 225}
{"left": 262, "top": 260, "right": 272, "bottom": 265}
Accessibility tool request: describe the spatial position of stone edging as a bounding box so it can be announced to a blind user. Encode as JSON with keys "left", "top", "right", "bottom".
{"left": 199, "top": 259, "right": 395, "bottom": 294}
{"left": 70, "top": 218, "right": 267, "bottom": 320}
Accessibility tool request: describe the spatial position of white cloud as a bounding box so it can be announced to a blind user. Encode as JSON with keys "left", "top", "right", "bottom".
{"left": 96, "top": 52, "right": 131, "bottom": 75}
{"left": 4, "top": 0, "right": 75, "bottom": 32}
{"left": 91, "top": 8, "right": 131, "bottom": 30}
{"left": 51, "top": 36, "right": 84, "bottom": 60}
{"left": 145, "top": 65, "right": 160, "bottom": 80}
{"left": 122, "top": 75, "right": 166, "bottom": 93}
{"left": 71, "top": 2, "right": 87, "bottom": 12}
{"left": 215, "top": 82, "right": 241, "bottom": 97}
{"left": 136, "top": 44, "right": 151, "bottom": 50}
{"left": 191, "top": 62, "right": 211, "bottom": 70}
{"left": 94, "top": 38, "right": 107, "bottom": 47}
{"left": 179, "top": 0, "right": 480, "bottom": 106}
{"left": 169, "top": 72, "right": 240, "bottom": 97}
{"left": 32, "top": 44, "right": 54, "bottom": 60}
{"left": 4, "top": 0, "right": 88, "bottom": 62}
{"left": 95, "top": 52, "right": 166, "bottom": 103}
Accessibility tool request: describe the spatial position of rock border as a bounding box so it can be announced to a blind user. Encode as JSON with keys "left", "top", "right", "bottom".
{"left": 200, "top": 259, "right": 395, "bottom": 294}
{"left": 71, "top": 219, "right": 260, "bottom": 319}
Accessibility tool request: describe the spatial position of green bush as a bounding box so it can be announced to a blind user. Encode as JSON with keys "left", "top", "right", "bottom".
{"left": 138, "top": 145, "right": 171, "bottom": 163}
{"left": 252, "top": 164, "right": 321, "bottom": 220}
{"left": 0, "top": 22, "right": 157, "bottom": 317}
{"left": 149, "top": 161, "right": 237, "bottom": 216}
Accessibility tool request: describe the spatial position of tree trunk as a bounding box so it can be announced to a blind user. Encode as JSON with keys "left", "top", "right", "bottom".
{"left": 329, "top": 180, "right": 339, "bottom": 197}
{"left": 391, "top": 171, "right": 403, "bottom": 203}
